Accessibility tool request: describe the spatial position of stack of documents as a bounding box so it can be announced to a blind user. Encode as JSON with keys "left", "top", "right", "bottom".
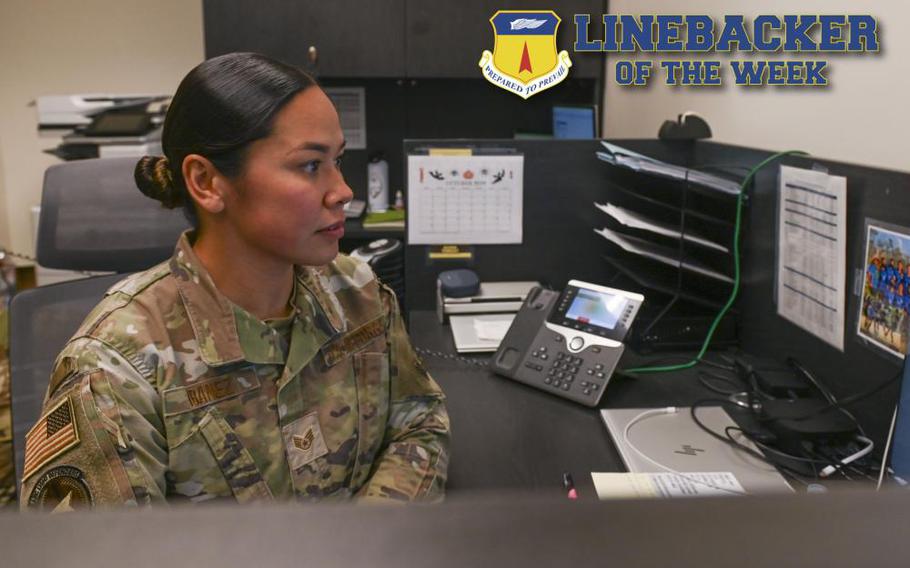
{"left": 597, "top": 141, "right": 741, "bottom": 196}
{"left": 591, "top": 472, "right": 746, "bottom": 499}
{"left": 595, "top": 226, "right": 732, "bottom": 283}
{"left": 595, "top": 202, "right": 728, "bottom": 253}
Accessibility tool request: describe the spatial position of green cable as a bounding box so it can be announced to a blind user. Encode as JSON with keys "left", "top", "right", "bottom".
{"left": 624, "top": 149, "right": 809, "bottom": 375}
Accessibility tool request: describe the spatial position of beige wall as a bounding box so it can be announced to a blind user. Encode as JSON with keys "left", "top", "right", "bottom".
{"left": 0, "top": 0, "right": 204, "bottom": 261}
{"left": 603, "top": 1, "right": 908, "bottom": 173}
{"left": 0, "top": 140, "right": 9, "bottom": 249}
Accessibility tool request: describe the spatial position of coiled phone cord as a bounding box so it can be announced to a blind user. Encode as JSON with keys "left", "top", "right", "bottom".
{"left": 414, "top": 346, "right": 490, "bottom": 369}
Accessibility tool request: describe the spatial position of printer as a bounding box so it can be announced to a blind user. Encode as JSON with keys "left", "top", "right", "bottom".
{"left": 36, "top": 94, "right": 168, "bottom": 129}
{"left": 36, "top": 94, "right": 170, "bottom": 160}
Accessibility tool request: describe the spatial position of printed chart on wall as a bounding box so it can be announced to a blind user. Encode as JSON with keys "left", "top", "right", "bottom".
{"left": 776, "top": 165, "right": 847, "bottom": 351}
{"left": 857, "top": 223, "right": 910, "bottom": 359}
{"left": 407, "top": 153, "right": 523, "bottom": 245}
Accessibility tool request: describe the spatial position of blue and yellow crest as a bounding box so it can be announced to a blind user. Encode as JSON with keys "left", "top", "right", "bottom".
{"left": 478, "top": 10, "right": 573, "bottom": 99}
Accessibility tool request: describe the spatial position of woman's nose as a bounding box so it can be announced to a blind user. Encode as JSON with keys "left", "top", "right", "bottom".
{"left": 327, "top": 172, "right": 354, "bottom": 208}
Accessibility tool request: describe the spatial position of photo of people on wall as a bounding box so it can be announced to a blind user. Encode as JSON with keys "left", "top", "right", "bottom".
{"left": 858, "top": 223, "right": 910, "bottom": 358}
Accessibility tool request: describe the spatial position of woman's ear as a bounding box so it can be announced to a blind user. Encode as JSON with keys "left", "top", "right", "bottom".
{"left": 182, "top": 154, "right": 226, "bottom": 214}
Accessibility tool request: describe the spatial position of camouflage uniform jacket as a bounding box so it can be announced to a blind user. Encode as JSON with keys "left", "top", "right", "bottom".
{"left": 21, "top": 233, "right": 449, "bottom": 509}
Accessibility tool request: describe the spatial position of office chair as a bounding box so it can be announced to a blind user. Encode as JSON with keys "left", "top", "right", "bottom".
{"left": 8, "top": 157, "right": 188, "bottom": 493}
{"left": 36, "top": 157, "right": 188, "bottom": 272}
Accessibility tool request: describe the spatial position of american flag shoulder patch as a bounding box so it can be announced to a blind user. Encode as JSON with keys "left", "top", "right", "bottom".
{"left": 23, "top": 396, "right": 80, "bottom": 482}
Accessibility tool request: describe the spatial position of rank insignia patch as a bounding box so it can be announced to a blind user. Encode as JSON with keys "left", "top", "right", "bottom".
{"left": 282, "top": 411, "right": 329, "bottom": 471}
{"left": 478, "top": 10, "right": 573, "bottom": 99}
{"left": 23, "top": 397, "right": 80, "bottom": 482}
{"left": 293, "top": 429, "right": 315, "bottom": 451}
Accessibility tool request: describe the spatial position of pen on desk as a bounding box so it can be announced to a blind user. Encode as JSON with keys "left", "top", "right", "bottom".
{"left": 562, "top": 472, "right": 578, "bottom": 500}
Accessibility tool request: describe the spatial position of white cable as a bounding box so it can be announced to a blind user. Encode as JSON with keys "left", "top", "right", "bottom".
{"left": 623, "top": 407, "right": 748, "bottom": 496}
{"left": 876, "top": 408, "right": 898, "bottom": 490}
{"left": 820, "top": 436, "right": 874, "bottom": 478}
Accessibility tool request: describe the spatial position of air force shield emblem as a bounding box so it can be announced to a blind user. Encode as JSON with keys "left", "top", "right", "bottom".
{"left": 479, "top": 11, "right": 573, "bottom": 99}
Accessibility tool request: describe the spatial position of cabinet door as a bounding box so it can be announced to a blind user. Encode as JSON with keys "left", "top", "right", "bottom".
{"left": 203, "top": 0, "right": 406, "bottom": 77}
{"left": 405, "top": 0, "right": 605, "bottom": 78}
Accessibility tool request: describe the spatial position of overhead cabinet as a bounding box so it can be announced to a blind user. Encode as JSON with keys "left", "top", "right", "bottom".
{"left": 204, "top": 0, "right": 604, "bottom": 78}
{"left": 203, "top": 0, "right": 408, "bottom": 77}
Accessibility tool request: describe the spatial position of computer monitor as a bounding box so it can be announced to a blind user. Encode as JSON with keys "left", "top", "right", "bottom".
{"left": 879, "top": 357, "right": 910, "bottom": 487}
{"left": 552, "top": 105, "right": 598, "bottom": 139}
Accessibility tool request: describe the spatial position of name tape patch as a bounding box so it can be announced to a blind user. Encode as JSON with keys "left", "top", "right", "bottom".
{"left": 321, "top": 316, "right": 386, "bottom": 367}
{"left": 163, "top": 370, "right": 261, "bottom": 416}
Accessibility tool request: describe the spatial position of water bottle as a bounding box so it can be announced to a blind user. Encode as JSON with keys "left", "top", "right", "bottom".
{"left": 367, "top": 153, "right": 389, "bottom": 213}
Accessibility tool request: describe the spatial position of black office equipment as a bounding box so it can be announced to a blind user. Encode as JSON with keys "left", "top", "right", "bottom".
{"left": 734, "top": 354, "right": 813, "bottom": 397}
{"left": 492, "top": 280, "right": 643, "bottom": 407}
{"left": 759, "top": 398, "right": 859, "bottom": 442}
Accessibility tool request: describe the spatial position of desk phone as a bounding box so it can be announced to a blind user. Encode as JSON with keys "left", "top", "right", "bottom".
{"left": 491, "top": 280, "right": 644, "bottom": 407}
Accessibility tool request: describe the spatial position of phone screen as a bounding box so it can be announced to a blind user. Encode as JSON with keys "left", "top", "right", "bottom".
{"left": 565, "top": 289, "right": 628, "bottom": 331}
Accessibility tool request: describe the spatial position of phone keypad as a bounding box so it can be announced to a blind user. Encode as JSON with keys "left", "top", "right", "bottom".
{"left": 527, "top": 347, "right": 609, "bottom": 398}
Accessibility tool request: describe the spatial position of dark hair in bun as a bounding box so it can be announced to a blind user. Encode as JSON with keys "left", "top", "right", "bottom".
{"left": 135, "top": 155, "right": 183, "bottom": 208}
{"left": 135, "top": 52, "right": 317, "bottom": 225}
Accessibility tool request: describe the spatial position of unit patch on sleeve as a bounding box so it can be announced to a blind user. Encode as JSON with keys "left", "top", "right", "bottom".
{"left": 27, "top": 465, "right": 93, "bottom": 511}
{"left": 23, "top": 397, "right": 80, "bottom": 482}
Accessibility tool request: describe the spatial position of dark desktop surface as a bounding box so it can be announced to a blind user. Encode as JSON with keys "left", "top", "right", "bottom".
{"left": 408, "top": 310, "right": 722, "bottom": 498}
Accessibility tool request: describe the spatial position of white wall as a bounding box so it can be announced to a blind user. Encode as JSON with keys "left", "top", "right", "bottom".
{"left": 0, "top": 0, "right": 204, "bottom": 262}
{"left": 603, "top": 1, "right": 909, "bottom": 173}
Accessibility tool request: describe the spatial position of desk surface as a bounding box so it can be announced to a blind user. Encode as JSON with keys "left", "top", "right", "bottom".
{"left": 409, "top": 311, "right": 716, "bottom": 498}
{"left": 343, "top": 217, "right": 405, "bottom": 240}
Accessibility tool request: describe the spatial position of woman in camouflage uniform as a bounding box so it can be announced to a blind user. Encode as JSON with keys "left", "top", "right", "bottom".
{"left": 21, "top": 53, "right": 449, "bottom": 509}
